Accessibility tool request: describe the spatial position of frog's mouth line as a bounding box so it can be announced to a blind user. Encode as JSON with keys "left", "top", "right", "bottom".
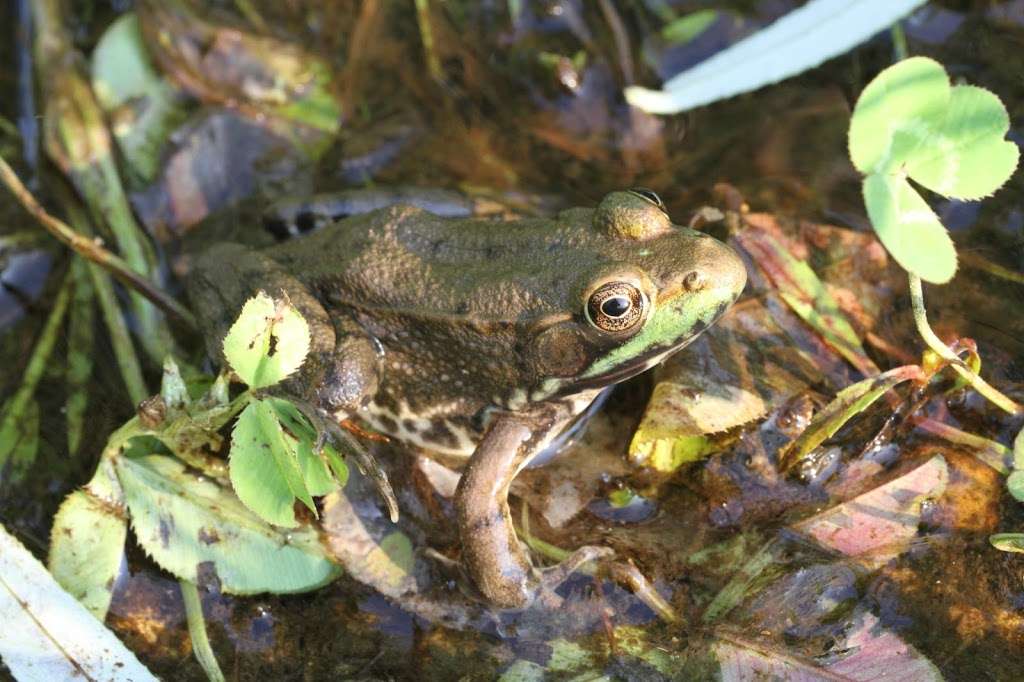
{"left": 545, "top": 306, "right": 724, "bottom": 400}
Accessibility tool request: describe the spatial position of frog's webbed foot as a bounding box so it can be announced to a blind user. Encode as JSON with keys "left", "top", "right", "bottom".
{"left": 290, "top": 397, "right": 399, "bottom": 523}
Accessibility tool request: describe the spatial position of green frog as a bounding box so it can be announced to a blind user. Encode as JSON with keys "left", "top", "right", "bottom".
{"left": 187, "top": 189, "right": 746, "bottom": 609}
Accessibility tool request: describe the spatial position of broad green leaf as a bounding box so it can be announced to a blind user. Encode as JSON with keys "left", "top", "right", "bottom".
{"left": 779, "top": 365, "right": 924, "bottom": 471}
{"left": 625, "top": 0, "right": 928, "bottom": 114}
{"left": 0, "top": 524, "right": 156, "bottom": 681}
{"left": 661, "top": 10, "right": 718, "bottom": 44}
{"left": 849, "top": 57, "right": 949, "bottom": 175}
{"left": 222, "top": 292, "right": 310, "bottom": 389}
{"left": 48, "top": 456, "right": 126, "bottom": 620}
{"left": 91, "top": 12, "right": 186, "bottom": 182}
{"left": 863, "top": 172, "right": 957, "bottom": 283}
{"left": 990, "top": 533, "right": 1024, "bottom": 553}
{"left": 1014, "top": 426, "right": 1024, "bottom": 470}
{"left": 48, "top": 489, "right": 127, "bottom": 620}
{"left": 117, "top": 453, "right": 340, "bottom": 593}
{"left": 850, "top": 57, "right": 1018, "bottom": 283}
{"left": 230, "top": 400, "right": 314, "bottom": 527}
{"left": 904, "top": 85, "right": 1019, "bottom": 200}
{"left": 266, "top": 397, "right": 348, "bottom": 490}
{"left": 1008, "top": 471, "right": 1024, "bottom": 503}
{"left": 291, "top": 433, "right": 337, "bottom": 497}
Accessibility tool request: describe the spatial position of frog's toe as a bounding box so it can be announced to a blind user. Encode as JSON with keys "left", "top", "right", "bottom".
{"left": 538, "top": 545, "right": 615, "bottom": 593}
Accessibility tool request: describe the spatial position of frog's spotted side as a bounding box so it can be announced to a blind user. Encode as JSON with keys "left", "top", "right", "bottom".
{"left": 188, "top": 189, "right": 746, "bottom": 609}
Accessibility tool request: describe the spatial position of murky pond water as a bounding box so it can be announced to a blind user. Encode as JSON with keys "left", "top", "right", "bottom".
{"left": 1, "top": 1, "right": 1022, "bottom": 680}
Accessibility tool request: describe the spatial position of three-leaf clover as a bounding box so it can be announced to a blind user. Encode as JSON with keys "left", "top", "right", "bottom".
{"left": 223, "top": 292, "right": 347, "bottom": 527}
{"left": 849, "top": 57, "right": 1018, "bottom": 283}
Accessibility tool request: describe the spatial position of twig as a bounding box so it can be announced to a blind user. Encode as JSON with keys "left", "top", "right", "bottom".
{"left": 908, "top": 273, "right": 1022, "bottom": 415}
{"left": 0, "top": 155, "right": 196, "bottom": 329}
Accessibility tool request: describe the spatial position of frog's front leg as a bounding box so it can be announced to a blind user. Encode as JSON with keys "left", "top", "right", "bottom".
{"left": 454, "top": 403, "right": 613, "bottom": 609}
{"left": 188, "top": 244, "right": 393, "bottom": 510}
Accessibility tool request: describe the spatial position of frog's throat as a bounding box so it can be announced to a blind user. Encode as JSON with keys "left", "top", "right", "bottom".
{"left": 531, "top": 285, "right": 738, "bottom": 402}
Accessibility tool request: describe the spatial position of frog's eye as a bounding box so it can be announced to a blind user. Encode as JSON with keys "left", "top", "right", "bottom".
{"left": 628, "top": 187, "right": 666, "bottom": 212}
{"left": 586, "top": 282, "right": 647, "bottom": 333}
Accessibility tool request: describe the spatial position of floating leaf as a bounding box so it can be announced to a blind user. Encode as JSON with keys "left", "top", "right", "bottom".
{"left": 625, "top": 0, "right": 929, "bottom": 114}
{"left": 48, "top": 459, "right": 126, "bottom": 620}
{"left": 0, "top": 524, "right": 156, "bottom": 680}
{"left": 222, "top": 292, "right": 310, "bottom": 389}
{"left": 849, "top": 57, "right": 1019, "bottom": 283}
{"left": 118, "top": 453, "right": 339, "bottom": 593}
{"left": 230, "top": 399, "right": 313, "bottom": 527}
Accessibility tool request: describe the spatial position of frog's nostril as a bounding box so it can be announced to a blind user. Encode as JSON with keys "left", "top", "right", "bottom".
{"left": 683, "top": 270, "right": 707, "bottom": 292}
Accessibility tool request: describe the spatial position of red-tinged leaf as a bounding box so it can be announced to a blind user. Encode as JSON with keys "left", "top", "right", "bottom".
{"left": 791, "top": 455, "right": 949, "bottom": 567}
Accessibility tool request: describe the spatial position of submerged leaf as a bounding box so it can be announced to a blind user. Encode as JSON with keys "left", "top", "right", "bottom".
{"left": 66, "top": 259, "right": 96, "bottom": 454}
{"left": 222, "top": 292, "right": 310, "bottom": 389}
{"left": 661, "top": 10, "right": 719, "bottom": 44}
{"left": 735, "top": 225, "right": 878, "bottom": 376}
{"left": 118, "top": 453, "right": 339, "bottom": 593}
{"left": 792, "top": 455, "right": 949, "bottom": 567}
{"left": 779, "top": 365, "right": 924, "bottom": 471}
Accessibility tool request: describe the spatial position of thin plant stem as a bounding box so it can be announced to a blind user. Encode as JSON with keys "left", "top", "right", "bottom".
{"left": 0, "top": 155, "right": 196, "bottom": 329}
{"left": 180, "top": 580, "right": 226, "bottom": 682}
{"left": 414, "top": 0, "right": 443, "bottom": 81}
{"left": 62, "top": 195, "right": 148, "bottom": 404}
{"left": 909, "top": 273, "right": 1022, "bottom": 415}
{"left": 890, "top": 22, "right": 908, "bottom": 61}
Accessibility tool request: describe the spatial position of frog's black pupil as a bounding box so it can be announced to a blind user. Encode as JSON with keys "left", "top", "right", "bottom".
{"left": 601, "top": 296, "right": 631, "bottom": 318}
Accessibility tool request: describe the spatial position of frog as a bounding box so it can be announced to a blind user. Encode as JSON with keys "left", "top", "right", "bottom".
{"left": 186, "top": 188, "right": 747, "bottom": 609}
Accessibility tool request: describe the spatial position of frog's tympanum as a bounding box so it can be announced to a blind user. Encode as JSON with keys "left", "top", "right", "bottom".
{"left": 188, "top": 189, "right": 747, "bottom": 609}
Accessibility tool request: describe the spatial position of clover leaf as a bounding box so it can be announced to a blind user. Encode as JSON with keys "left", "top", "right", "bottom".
{"left": 222, "top": 291, "right": 310, "bottom": 389}
{"left": 849, "top": 57, "right": 1018, "bottom": 283}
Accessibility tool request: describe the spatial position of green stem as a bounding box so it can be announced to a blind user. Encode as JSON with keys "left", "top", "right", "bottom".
{"left": 180, "top": 580, "right": 226, "bottom": 682}
{"left": 63, "top": 197, "right": 149, "bottom": 405}
{"left": 0, "top": 267, "right": 73, "bottom": 475}
{"left": 890, "top": 22, "right": 908, "bottom": 61}
{"left": 908, "top": 274, "right": 1022, "bottom": 415}
{"left": 414, "top": 0, "right": 443, "bottom": 81}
